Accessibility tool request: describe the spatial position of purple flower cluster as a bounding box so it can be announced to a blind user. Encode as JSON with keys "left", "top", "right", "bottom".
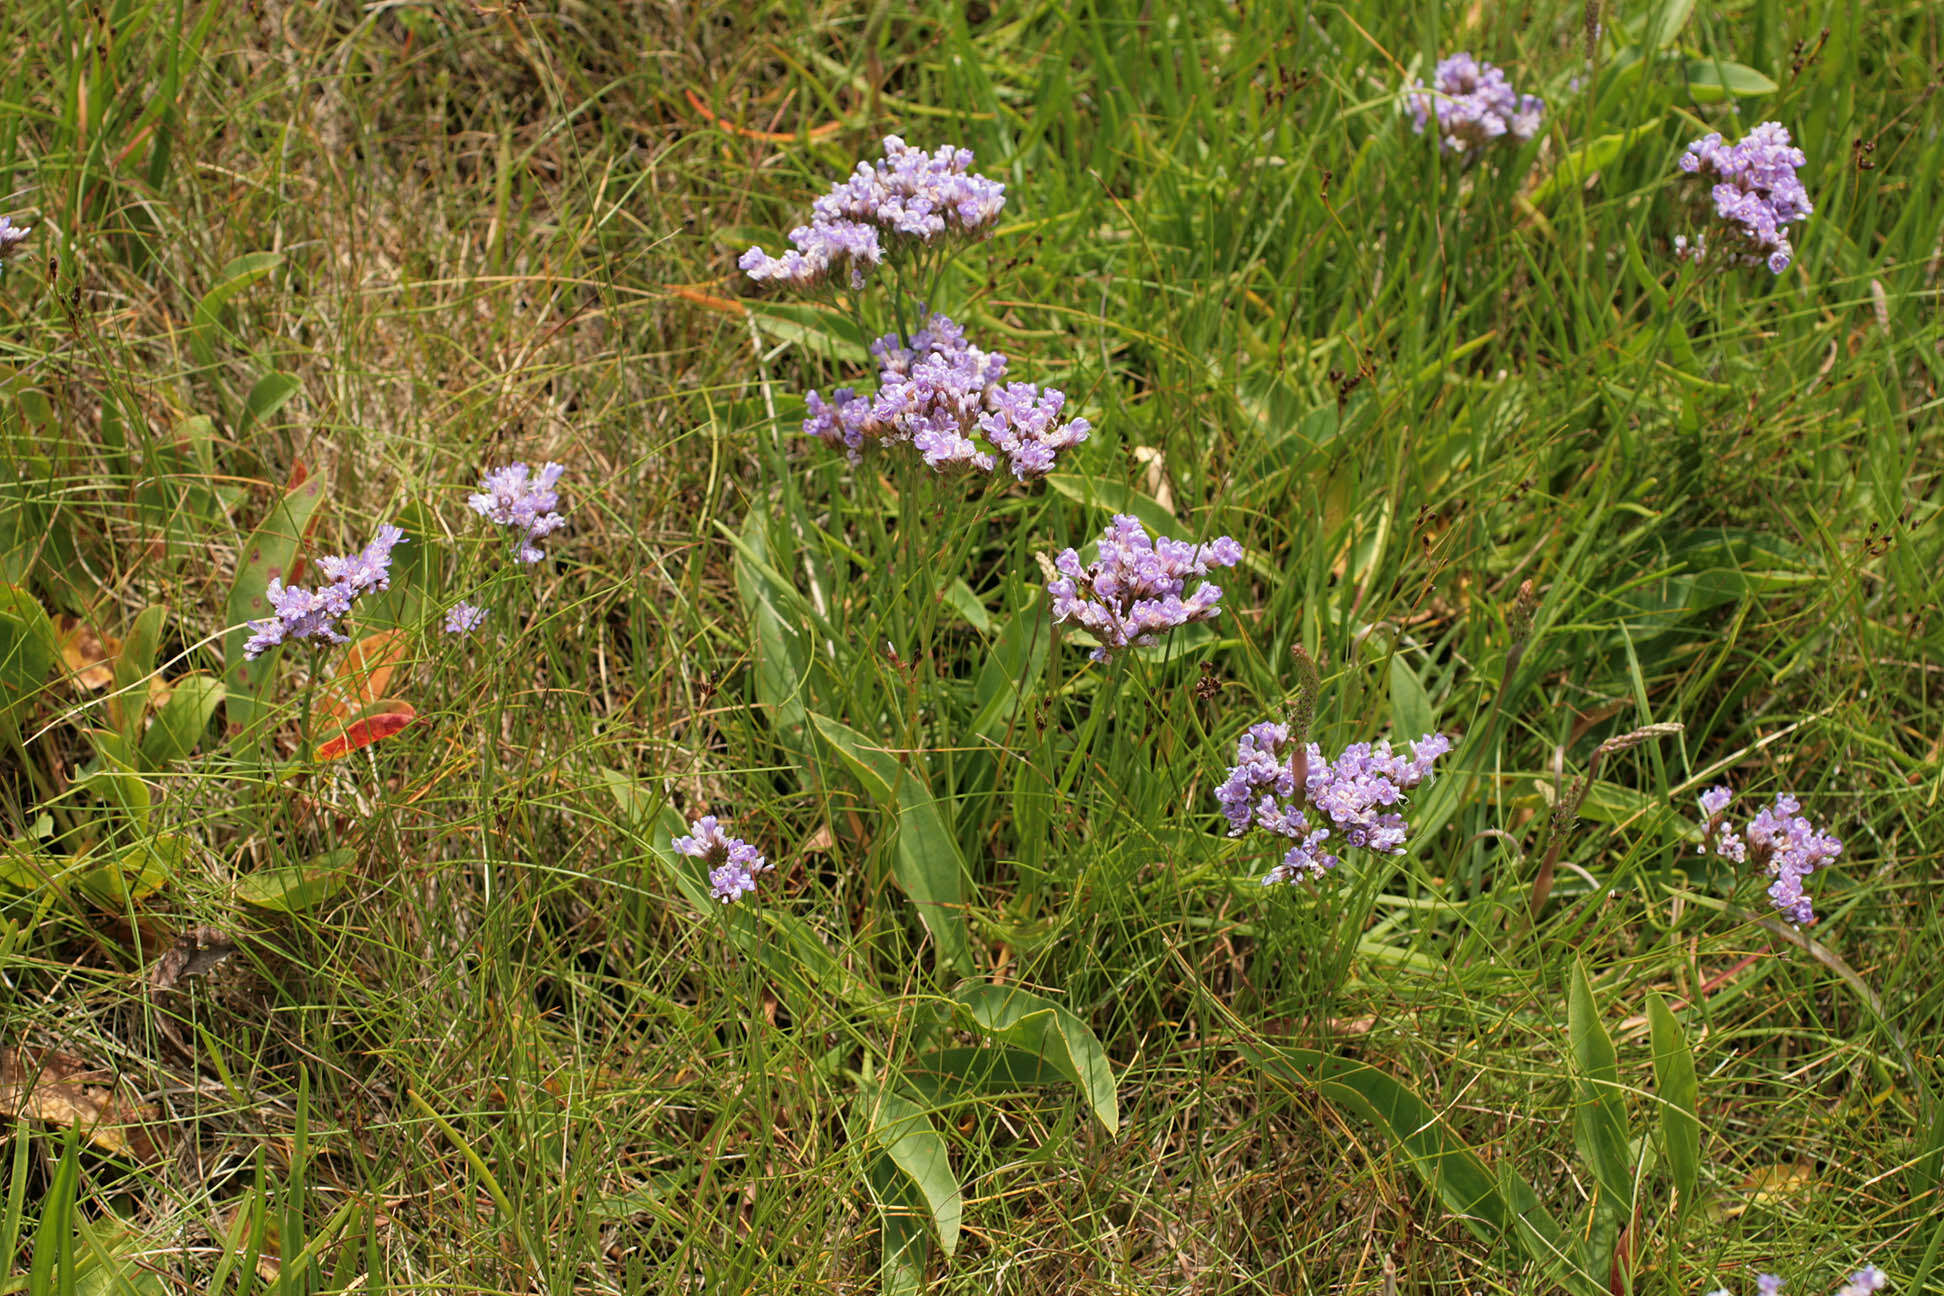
{"left": 1677, "top": 122, "right": 1814, "bottom": 273}
{"left": 469, "top": 462, "right": 566, "bottom": 563}
{"left": 1698, "top": 786, "right": 1844, "bottom": 925}
{"left": 443, "top": 601, "right": 486, "bottom": 636}
{"left": 1217, "top": 724, "right": 1453, "bottom": 884}
{"left": 1406, "top": 53, "right": 1544, "bottom": 154}
{"left": 1709, "top": 1267, "right": 1886, "bottom": 1296}
{"left": 740, "top": 136, "right": 1006, "bottom": 292}
{"left": 0, "top": 216, "right": 28, "bottom": 273}
{"left": 803, "top": 313, "right": 1090, "bottom": 478}
{"left": 1046, "top": 515, "right": 1242, "bottom": 662}
{"left": 243, "top": 525, "right": 404, "bottom": 659}
{"left": 673, "top": 815, "right": 773, "bottom": 904}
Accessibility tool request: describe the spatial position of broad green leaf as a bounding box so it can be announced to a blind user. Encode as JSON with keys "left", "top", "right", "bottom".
{"left": 140, "top": 673, "right": 224, "bottom": 765}
{"left": 112, "top": 605, "right": 169, "bottom": 740}
{"left": 235, "top": 371, "right": 301, "bottom": 441}
{"left": 1045, "top": 473, "right": 1177, "bottom": 537}
{"left": 224, "top": 470, "right": 328, "bottom": 730}
{"left": 1567, "top": 960, "right": 1635, "bottom": 1227}
{"left": 236, "top": 848, "right": 355, "bottom": 912}
{"left": 971, "top": 593, "right": 1050, "bottom": 741}
{"left": 71, "top": 735, "right": 151, "bottom": 829}
{"left": 1681, "top": 59, "right": 1778, "bottom": 101}
{"left": 729, "top": 511, "right": 815, "bottom": 739}
{"left": 953, "top": 982, "right": 1119, "bottom": 1133}
{"left": 942, "top": 578, "right": 992, "bottom": 635}
{"left": 744, "top": 300, "right": 871, "bottom": 364}
{"left": 810, "top": 712, "right": 971, "bottom": 973}
{"left": 190, "top": 251, "right": 283, "bottom": 367}
{"left": 1388, "top": 654, "right": 1434, "bottom": 739}
{"left": 1646, "top": 993, "right": 1700, "bottom": 1214}
{"left": 79, "top": 835, "right": 185, "bottom": 906}
{"left": 1628, "top": 0, "right": 1696, "bottom": 50}
{"left": 1241, "top": 1041, "right": 1601, "bottom": 1296}
{"left": 866, "top": 1088, "right": 961, "bottom": 1256}
{"left": 1530, "top": 124, "right": 1657, "bottom": 206}
{"left": 0, "top": 585, "right": 58, "bottom": 729}
{"left": 867, "top": 1155, "right": 930, "bottom": 1296}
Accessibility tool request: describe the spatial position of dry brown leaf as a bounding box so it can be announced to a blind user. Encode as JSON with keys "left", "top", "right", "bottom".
{"left": 53, "top": 615, "right": 118, "bottom": 691}
{"left": 0, "top": 1045, "right": 165, "bottom": 1160}
{"left": 146, "top": 926, "right": 238, "bottom": 992}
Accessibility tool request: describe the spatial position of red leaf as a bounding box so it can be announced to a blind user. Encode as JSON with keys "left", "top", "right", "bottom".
{"left": 315, "top": 703, "right": 416, "bottom": 760}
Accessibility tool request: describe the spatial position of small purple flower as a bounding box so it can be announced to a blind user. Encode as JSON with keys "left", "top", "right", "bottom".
{"left": 1758, "top": 1280, "right": 1784, "bottom": 1296}
{"left": 1837, "top": 1267, "right": 1887, "bottom": 1296}
{"left": 802, "top": 312, "right": 1088, "bottom": 478}
{"left": 1698, "top": 786, "right": 1843, "bottom": 925}
{"left": 469, "top": 462, "right": 566, "bottom": 563}
{"left": 741, "top": 137, "right": 1006, "bottom": 293}
{"left": 1406, "top": 53, "right": 1544, "bottom": 155}
{"left": 1219, "top": 724, "right": 1453, "bottom": 885}
{"left": 443, "top": 601, "right": 487, "bottom": 635}
{"left": 1676, "top": 123, "right": 1813, "bottom": 274}
{"left": 1046, "top": 515, "right": 1242, "bottom": 662}
{"left": 672, "top": 815, "right": 773, "bottom": 905}
{"left": 242, "top": 525, "right": 404, "bottom": 659}
{"left": 0, "top": 216, "right": 29, "bottom": 272}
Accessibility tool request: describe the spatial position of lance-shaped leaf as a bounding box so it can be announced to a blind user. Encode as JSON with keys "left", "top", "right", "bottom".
{"left": 140, "top": 673, "right": 225, "bottom": 766}
{"left": 1647, "top": 992, "right": 1700, "bottom": 1214}
{"left": 1568, "top": 960, "right": 1635, "bottom": 1230}
{"left": 953, "top": 982, "right": 1118, "bottom": 1134}
{"left": 865, "top": 1087, "right": 961, "bottom": 1256}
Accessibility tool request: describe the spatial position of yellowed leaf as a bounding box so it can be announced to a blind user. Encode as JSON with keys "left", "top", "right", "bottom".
{"left": 0, "top": 1045, "right": 165, "bottom": 1160}
{"left": 53, "top": 615, "right": 118, "bottom": 691}
{"left": 323, "top": 630, "right": 411, "bottom": 720}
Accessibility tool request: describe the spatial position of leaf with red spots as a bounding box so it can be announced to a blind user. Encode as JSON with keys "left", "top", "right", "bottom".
{"left": 314, "top": 700, "right": 415, "bottom": 760}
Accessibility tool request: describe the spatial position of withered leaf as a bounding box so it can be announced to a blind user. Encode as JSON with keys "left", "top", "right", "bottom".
{"left": 0, "top": 1045, "right": 165, "bottom": 1160}
{"left": 146, "top": 925, "right": 238, "bottom": 992}
{"left": 53, "top": 615, "right": 118, "bottom": 692}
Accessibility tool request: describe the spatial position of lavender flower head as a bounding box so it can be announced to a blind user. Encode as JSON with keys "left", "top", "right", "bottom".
{"left": 0, "top": 216, "right": 29, "bottom": 272}
{"left": 1698, "top": 785, "right": 1843, "bottom": 925}
{"left": 242, "top": 525, "right": 404, "bottom": 659}
{"left": 804, "top": 312, "right": 1089, "bottom": 478}
{"left": 443, "top": 601, "right": 487, "bottom": 636}
{"left": 1217, "top": 724, "right": 1452, "bottom": 885}
{"left": 469, "top": 462, "right": 566, "bottom": 563}
{"left": 1677, "top": 122, "right": 1813, "bottom": 273}
{"left": 1046, "top": 515, "right": 1242, "bottom": 662}
{"left": 672, "top": 815, "right": 773, "bottom": 904}
{"left": 740, "top": 136, "right": 1007, "bottom": 292}
{"left": 1712, "top": 1270, "right": 1886, "bottom": 1296}
{"left": 1407, "top": 53, "right": 1544, "bottom": 154}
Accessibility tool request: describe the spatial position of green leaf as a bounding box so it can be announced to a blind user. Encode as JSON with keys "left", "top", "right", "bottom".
{"left": 1681, "top": 59, "right": 1778, "bottom": 101}
{"left": 235, "top": 371, "right": 301, "bottom": 440}
{"left": 866, "top": 1155, "right": 930, "bottom": 1296}
{"left": 1567, "top": 960, "right": 1635, "bottom": 1226}
{"left": 866, "top": 1088, "right": 962, "bottom": 1256}
{"left": 730, "top": 512, "right": 815, "bottom": 739}
{"left": 1045, "top": 473, "right": 1178, "bottom": 537}
{"left": 1388, "top": 654, "right": 1434, "bottom": 739}
{"left": 971, "top": 593, "right": 1050, "bottom": 742}
{"left": 0, "top": 584, "right": 58, "bottom": 730}
{"left": 1646, "top": 993, "right": 1700, "bottom": 1214}
{"left": 1530, "top": 124, "right": 1657, "bottom": 206}
{"left": 224, "top": 471, "right": 328, "bottom": 730}
{"left": 1628, "top": 0, "right": 1697, "bottom": 50}
{"left": 140, "top": 673, "right": 224, "bottom": 766}
{"left": 1240, "top": 1041, "right": 1601, "bottom": 1295}
{"left": 236, "top": 848, "right": 355, "bottom": 912}
{"left": 79, "top": 834, "right": 185, "bottom": 906}
{"left": 953, "top": 982, "right": 1119, "bottom": 1133}
{"left": 190, "top": 251, "right": 283, "bottom": 367}
{"left": 112, "top": 606, "right": 169, "bottom": 740}
{"left": 809, "top": 712, "right": 971, "bottom": 973}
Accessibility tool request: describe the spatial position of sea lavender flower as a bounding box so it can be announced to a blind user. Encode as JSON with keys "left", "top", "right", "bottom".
{"left": 1711, "top": 1270, "right": 1886, "bottom": 1296}
{"left": 672, "top": 815, "right": 773, "bottom": 904}
{"left": 443, "top": 601, "right": 487, "bottom": 635}
{"left": 1217, "top": 724, "right": 1453, "bottom": 885}
{"left": 242, "top": 525, "right": 404, "bottom": 659}
{"left": 1406, "top": 53, "right": 1544, "bottom": 155}
{"left": 1045, "top": 515, "right": 1242, "bottom": 662}
{"left": 802, "top": 312, "right": 1089, "bottom": 478}
{"left": 468, "top": 462, "right": 566, "bottom": 563}
{"left": 0, "top": 216, "right": 29, "bottom": 273}
{"left": 740, "top": 136, "right": 1007, "bottom": 292}
{"left": 1676, "top": 122, "right": 1813, "bottom": 273}
{"left": 1697, "top": 785, "right": 1844, "bottom": 925}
